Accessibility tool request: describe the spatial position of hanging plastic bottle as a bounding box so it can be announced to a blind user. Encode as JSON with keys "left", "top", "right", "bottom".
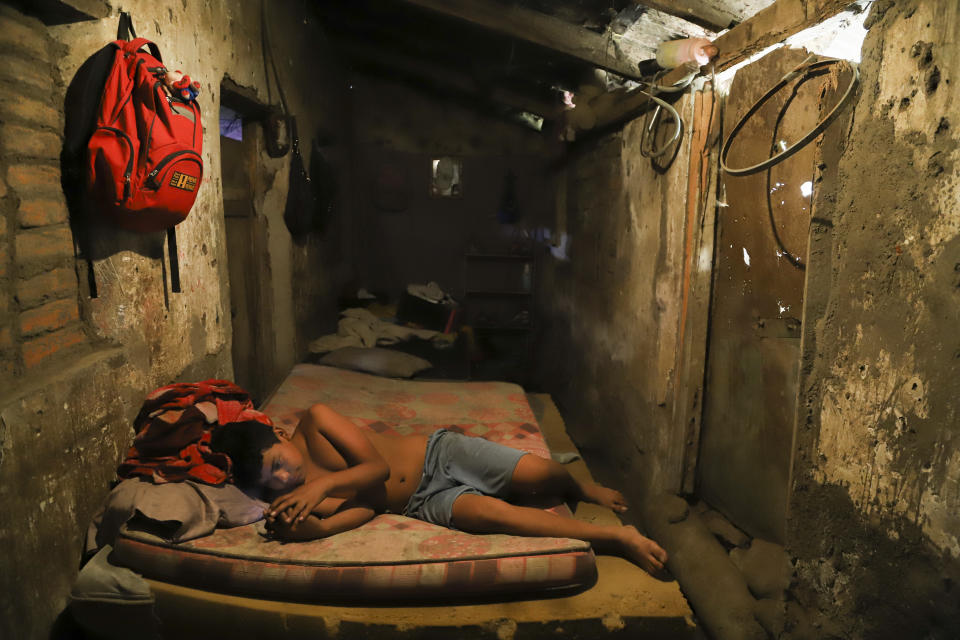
{"left": 655, "top": 38, "right": 718, "bottom": 69}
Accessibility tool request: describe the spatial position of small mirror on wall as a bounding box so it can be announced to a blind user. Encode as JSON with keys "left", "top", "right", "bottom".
{"left": 431, "top": 157, "right": 462, "bottom": 197}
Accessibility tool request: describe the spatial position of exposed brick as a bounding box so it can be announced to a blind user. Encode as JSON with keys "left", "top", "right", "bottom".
{"left": 22, "top": 323, "right": 86, "bottom": 369}
{"left": 0, "top": 326, "right": 10, "bottom": 350}
{"left": 0, "top": 215, "right": 6, "bottom": 239}
{"left": 20, "top": 298, "right": 78, "bottom": 337}
{"left": 18, "top": 197, "right": 69, "bottom": 228}
{"left": 0, "top": 244, "right": 7, "bottom": 278}
{"left": 15, "top": 225, "right": 74, "bottom": 265}
{"left": 0, "top": 125, "right": 61, "bottom": 160}
{"left": 0, "top": 173, "right": 6, "bottom": 199}
{"left": 0, "top": 95, "right": 59, "bottom": 130}
{"left": 0, "top": 56, "right": 54, "bottom": 94}
{"left": 17, "top": 267, "right": 77, "bottom": 309}
{"left": 7, "top": 164, "right": 61, "bottom": 197}
{"left": 0, "top": 10, "right": 50, "bottom": 62}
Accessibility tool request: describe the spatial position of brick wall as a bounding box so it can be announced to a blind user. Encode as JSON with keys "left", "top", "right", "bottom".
{"left": 0, "top": 5, "right": 88, "bottom": 380}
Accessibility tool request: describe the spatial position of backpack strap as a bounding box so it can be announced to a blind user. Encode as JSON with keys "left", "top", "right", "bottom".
{"left": 116, "top": 12, "right": 162, "bottom": 61}
{"left": 123, "top": 37, "right": 162, "bottom": 62}
{"left": 167, "top": 227, "right": 181, "bottom": 293}
{"left": 117, "top": 11, "right": 135, "bottom": 40}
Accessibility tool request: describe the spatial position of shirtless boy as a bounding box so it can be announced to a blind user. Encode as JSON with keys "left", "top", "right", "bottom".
{"left": 210, "top": 403, "right": 668, "bottom": 574}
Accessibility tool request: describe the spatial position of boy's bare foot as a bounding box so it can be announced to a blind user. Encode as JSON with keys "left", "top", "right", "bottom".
{"left": 619, "top": 525, "right": 668, "bottom": 574}
{"left": 579, "top": 482, "right": 629, "bottom": 513}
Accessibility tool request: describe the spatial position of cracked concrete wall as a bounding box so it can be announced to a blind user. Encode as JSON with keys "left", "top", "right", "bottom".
{"left": 533, "top": 95, "right": 694, "bottom": 500}
{"left": 791, "top": 0, "right": 960, "bottom": 637}
{"left": 0, "top": 2, "right": 351, "bottom": 637}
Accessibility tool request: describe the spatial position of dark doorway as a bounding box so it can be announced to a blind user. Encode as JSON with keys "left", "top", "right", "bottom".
{"left": 220, "top": 85, "right": 273, "bottom": 405}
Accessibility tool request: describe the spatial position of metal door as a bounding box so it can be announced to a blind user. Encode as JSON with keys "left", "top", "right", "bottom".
{"left": 698, "top": 48, "right": 826, "bottom": 542}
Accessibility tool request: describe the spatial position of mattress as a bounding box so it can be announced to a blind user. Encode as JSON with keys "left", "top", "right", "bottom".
{"left": 112, "top": 365, "right": 597, "bottom": 602}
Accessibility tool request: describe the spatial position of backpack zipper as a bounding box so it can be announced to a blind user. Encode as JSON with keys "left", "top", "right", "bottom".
{"left": 99, "top": 126, "right": 135, "bottom": 200}
{"left": 107, "top": 57, "right": 144, "bottom": 126}
{"left": 146, "top": 150, "right": 202, "bottom": 189}
{"left": 142, "top": 81, "right": 164, "bottom": 161}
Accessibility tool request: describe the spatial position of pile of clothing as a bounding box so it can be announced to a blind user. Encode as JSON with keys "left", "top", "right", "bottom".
{"left": 308, "top": 307, "right": 447, "bottom": 354}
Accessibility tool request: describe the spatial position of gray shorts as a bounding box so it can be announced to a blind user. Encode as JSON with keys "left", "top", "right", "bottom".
{"left": 403, "top": 428, "right": 527, "bottom": 528}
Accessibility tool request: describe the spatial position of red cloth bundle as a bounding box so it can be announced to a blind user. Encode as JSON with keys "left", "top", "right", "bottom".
{"left": 117, "top": 379, "right": 272, "bottom": 485}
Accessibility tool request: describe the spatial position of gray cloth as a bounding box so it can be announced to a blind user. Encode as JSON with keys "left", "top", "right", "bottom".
{"left": 86, "top": 477, "right": 267, "bottom": 554}
{"left": 69, "top": 546, "right": 160, "bottom": 640}
{"left": 403, "top": 429, "right": 527, "bottom": 528}
{"left": 71, "top": 545, "right": 152, "bottom": 604}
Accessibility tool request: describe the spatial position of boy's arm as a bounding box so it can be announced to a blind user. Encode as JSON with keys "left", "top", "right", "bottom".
{"left": 270, "top": 404, "right": 389, "bottom": 523}
{"left": 267, "top": 505, "right": 376, "bottom": 542}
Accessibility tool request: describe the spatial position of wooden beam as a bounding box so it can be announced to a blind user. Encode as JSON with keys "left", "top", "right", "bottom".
{"left": 675, "top": 89, "right": 719, "bottom": 493}
{"left": 397, "top": 0, "right": 644, "bottom": 80}
{"left": 334, "top": 38, "right": 557, "bottom": 118}
{"left": 707, "top": 0, "right": 855, "bottom": 72}
{"left": 632, "top": 0, "right": 735, "bottom": 32}
{"left": 595, "top": 0, "right": 856, "bottom": 130}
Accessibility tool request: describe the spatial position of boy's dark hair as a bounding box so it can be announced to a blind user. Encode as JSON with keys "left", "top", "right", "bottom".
{"left": 209, "top": 420, "right": 281, "bottom": 489}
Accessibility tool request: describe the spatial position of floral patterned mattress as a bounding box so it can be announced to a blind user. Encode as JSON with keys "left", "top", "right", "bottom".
{"left": 113, "top": 365, "right": 596, "bottom": 602}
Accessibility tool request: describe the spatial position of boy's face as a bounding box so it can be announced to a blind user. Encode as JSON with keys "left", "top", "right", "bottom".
{"left": 260, "top": 439, "right": 305, "bottom": 491}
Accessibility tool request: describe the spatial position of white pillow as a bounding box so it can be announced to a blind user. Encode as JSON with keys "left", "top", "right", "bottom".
{"left": 319, "top": 347, "right": 432, "bottom": 378}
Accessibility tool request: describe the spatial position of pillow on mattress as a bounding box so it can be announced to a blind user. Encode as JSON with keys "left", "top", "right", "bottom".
{"left": 319, "top": 346, "right": 431, "bottom": 378}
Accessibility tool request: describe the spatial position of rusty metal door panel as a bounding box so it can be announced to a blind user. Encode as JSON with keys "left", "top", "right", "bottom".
{"left": 698, "top": 48, "right": 824, "bottom": 543}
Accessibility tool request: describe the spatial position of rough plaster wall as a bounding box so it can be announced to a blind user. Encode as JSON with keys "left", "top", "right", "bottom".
{"left": 534, "top": 98, "right": 693, "bottom": 500}
{"left": 791, "top": 0, "right": 960, "bottom": 636}
{"left": 54, "top": 1, "right": 349, "bottom": 387}
{"left": 0, "top": 3, "right": 350, "bottom": 637}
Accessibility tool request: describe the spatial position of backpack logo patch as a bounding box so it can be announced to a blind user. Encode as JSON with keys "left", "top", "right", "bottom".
{"left": 170, "top": 171, "right": 198, "bottom": 192}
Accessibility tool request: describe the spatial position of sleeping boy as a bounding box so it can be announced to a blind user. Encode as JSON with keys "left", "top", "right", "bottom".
{"left": 210, "top": 403, "right": 668, "bottom": 574}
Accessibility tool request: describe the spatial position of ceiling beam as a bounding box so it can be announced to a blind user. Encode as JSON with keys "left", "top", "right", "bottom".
{"left": 396, "top": 0, "right": 644, "bottom": 80}
{"left": 631, "top": 0, "right": 736, "bottom": 32}
{"left": 593, "top": 0, "right": 857, "bottom": 130}
{"left": 320, "top": 7, "right": 581, "bottom": 91}
{"left": 334, "top": 38, "right": 558, "bottom": 119}
{"left": 707, "top": 0, "right": 855, "bottom": 72}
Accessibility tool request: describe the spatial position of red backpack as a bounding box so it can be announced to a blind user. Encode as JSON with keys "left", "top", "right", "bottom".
{"left": 86, "top": 16, "right": 202, "bottom": 291}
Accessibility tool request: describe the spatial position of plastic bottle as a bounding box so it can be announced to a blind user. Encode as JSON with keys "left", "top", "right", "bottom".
{"left": 655, "top": 38, "right": 717, "bottom": 69}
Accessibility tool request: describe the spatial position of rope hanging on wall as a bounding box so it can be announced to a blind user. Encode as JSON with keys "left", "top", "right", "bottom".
{"left": 720, "top": 57, "right": 860, "bottom": 176}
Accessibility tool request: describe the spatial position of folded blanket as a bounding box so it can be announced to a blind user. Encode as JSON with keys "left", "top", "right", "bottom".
{"left": 116, "top": 379, "right": 273, "bottom": 485}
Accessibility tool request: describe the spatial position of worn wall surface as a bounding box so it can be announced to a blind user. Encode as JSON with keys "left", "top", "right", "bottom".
{"left": 533, "top": 94, "right": 698, "bottom": 500}
{"left": 791, "top": 0, "right": 960, "bottom": 636}
{"left": 349, "top": 76, "right": 554, "bottom": 299}
{"left": 0, "top": 2, "right": 350, "bottom": 637}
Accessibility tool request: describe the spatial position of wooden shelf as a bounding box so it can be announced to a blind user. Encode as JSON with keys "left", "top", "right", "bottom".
{"left": 463, "top": 250, "right": 535, "bottom": 386}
